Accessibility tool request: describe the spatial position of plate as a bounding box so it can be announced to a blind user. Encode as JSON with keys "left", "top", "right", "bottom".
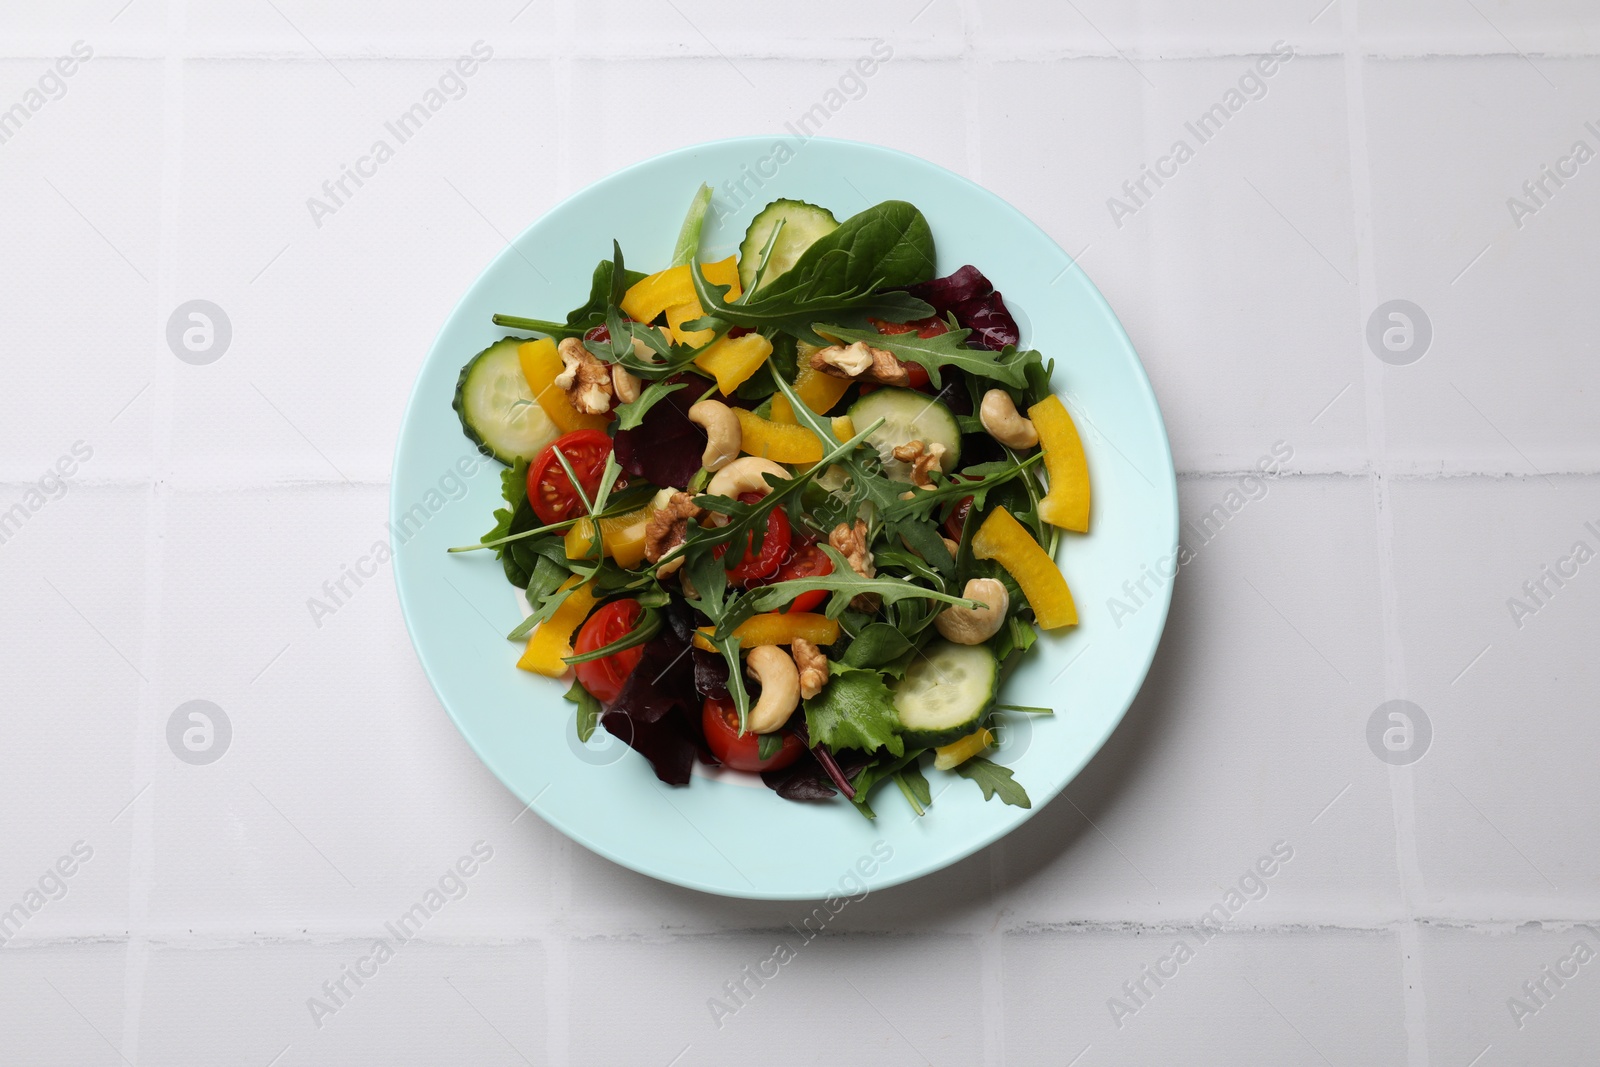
{"left": 393, "top": 136, "right": 1177, "bottom": 900}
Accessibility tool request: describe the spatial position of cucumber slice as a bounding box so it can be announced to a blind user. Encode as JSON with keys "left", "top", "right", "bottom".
{"left": 739, "top": 199, "right": 838, "bottom": 292}
{"left": 847, "top": 387, "right": 962, "bottom": 482}
{"left": 453, "top": 337, "right": 559, "bottom": 465}
{"left": 892, "top": 640, "right": 998, "bottom": 747}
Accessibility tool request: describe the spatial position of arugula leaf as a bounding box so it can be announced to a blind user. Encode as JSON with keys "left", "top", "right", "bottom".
{"left": 612, "top": 378, "right": 687, "bottom": 431}
{"left": 739, "top": 546, "right": 976, "bottom": 623}
{"left": 756, "top": 732, "right": 784, "bottom": 761}
{"left": 670, "top": 184, "right": 713, "bottom": 267}
{"left": 493, "top": 255, "right": 648, "bottom": 339}
{"left": 802, "top": 665, "right": 904, "bottom": 757}
{"left": 759, "top": 200, "right": 937, "bottom": 299}
{"left": 954, "top": 757, "right": 1032, "bottom": 809}
{"left": 846, "top": 747, "right": 927, "bottom": 820}
{"left": 686, "top": 267, "right": 932, "bottom": 347}
{"left": 895, "top": 761, "right": 932, "bottom": 816}
{"left": 564, "top": 679, "right": 601, "bottom": 743}
{"left": 814, "top": 323, "right": 1037, "bottom": 390}
{"left": 482, "top": 457, "right": 530, "bottom": 556}
{"left": 505, "top": 552, "right": 575, "bottom": 640}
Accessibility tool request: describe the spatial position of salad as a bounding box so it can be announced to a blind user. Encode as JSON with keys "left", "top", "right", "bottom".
{"left": 448, "top": 187, "right": 1090, "bottom": 819}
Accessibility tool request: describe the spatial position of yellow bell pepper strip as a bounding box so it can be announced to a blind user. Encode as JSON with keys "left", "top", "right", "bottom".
{"left": 830, "top": 415, "right": 855, "bottom": 441}
{"left": 692, "top": 612, "right": 840, "bottom": 652}
{"left": 770, "top": 361, "right": 852, "bottom": 424}
{"left": 971, "top": 507, "right": 1078, "bottom": 630}
{"left": 516, "top": 577, "right": 600, "bottom": 676}
{"left": 693, "top": 332, "right": 772, "bottom": 395}
{"left": 563, "top": 504, "right": 653, "bottom": 568}
{"left": 665, "top": 301, "right": 716, "bottom": 348}
{"left": 621, "top": 256, "right": 740, "bottom": 327}
{"left": 1030, "top": 395, "right": 1090, "bottom": 532}
{"left": 734, "top": 408, "right": 824, "bottom": 464}
{"left": 933, "top": 727, "right": 994, "bottom": 770}
{"left": 518, "top": 338, "right": 609, "bottom": 434}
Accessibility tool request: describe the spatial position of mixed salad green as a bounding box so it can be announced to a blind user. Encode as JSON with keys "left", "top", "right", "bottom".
{"left": 449, "top": 186, "right": 1091, "bottom": 818}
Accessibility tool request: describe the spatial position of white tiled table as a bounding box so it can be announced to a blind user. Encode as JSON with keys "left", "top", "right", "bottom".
{"left": 4, "top": 2, "right": 1597, "bottom": 1064}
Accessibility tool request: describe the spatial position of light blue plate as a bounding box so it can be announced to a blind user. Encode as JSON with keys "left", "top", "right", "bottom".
{"left": 393, "top": 136, "right": 1177, "bottom": 900}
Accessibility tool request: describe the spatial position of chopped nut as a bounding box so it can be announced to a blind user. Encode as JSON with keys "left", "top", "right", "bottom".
{"left": 828, "top": 519, "right": 879, "bottom": 612}
{"left": 792, "top": 638, "right": 829, "bottom": 700}
{"left": 645, "top": 491, "right": 702, "bottom": 574}
{"left": 555, "top": 337, "right": 614, "bottom": 415}
{"left": 809, "top": 341, "right": 910, "bottom": 387}
{"left": 891, "top": 439, "right": 946, "bottom": 488}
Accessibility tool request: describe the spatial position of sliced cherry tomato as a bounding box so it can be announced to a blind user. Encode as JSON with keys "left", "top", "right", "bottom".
{"left": 771, "top": 544, "right": 833, "bottom": 614}
{"left": 701, "top": 696, "right": 804, "bottom": 772}
{"left": 944, "top": 494, "right": 975, "bottom": 542}
{"left": 572, "top": 599, "right": 645, "bottom": 704}
{"left": 714, "top": 492, "right": 792, "bottom": 585}
{"left": 527, "top": 429, "right": 620, "bottom": 526}
{"left": 583, "top": 324, "right": 610, "bottom": 343}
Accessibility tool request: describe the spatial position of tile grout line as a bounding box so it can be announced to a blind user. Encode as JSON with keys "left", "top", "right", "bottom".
{"left": 1340, "top": 4, "right": 1431, "bottom": 1066}
{"left": 118, "top": 0, "right": 190, "bottom": 1061}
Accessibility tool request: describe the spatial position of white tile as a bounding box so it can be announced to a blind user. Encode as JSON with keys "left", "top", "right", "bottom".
{"left": 1389, "top": 475, "right": 1600, "bottom": 916}
{"left": 1365, "top": 56, "right": 1600, "bottom": 475}
{"left": 140, "top": 942, "right": 547, "bottom": 1066}
{"left": 975, "top": 0, "right": 1345, "bottom": 56}
{"left": 1362, "top": 0, "right": 1600, "bottom": 56}
{"left": 570, "top": 931, "right": 983, "bottom": 1065}
{"left": 978, "top": 55, "right": 1366, "bottom": 474}
{"left": 1418, "top": 924, "right": 1600, "bottom": 1067}
{"left": 0, "top": 944, "right": 129, "bottom": 1067}
{"left": 1000, "top": 927, "right": 1407, "bottom": 1064}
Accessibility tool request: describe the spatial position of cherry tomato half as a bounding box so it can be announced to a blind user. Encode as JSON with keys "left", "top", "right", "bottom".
{"left": 772, "top": 544, "right": 834, "bottom": 614}
{"left": 701, "top": 696, "right": 805, "bottom": 772}
{"left": 944, "top": 494, "right": 974, "bottom": 542}
{"left": 527, "top": 429, "right": 620, "bottom": 526}
{"left": 572, "top": 599, "right": 645, "bottom": 704}
{"left": 714, "top": 492, "right": 792, "bottom": 585}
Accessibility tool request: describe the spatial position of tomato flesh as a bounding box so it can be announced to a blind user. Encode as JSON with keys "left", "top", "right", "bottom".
{"left": 527, "top": 429, "right": 620, "bottom": 526}
{"left": 944, "top": 494, "right": 974, "bottom": 542}
{"left": 771, "top": 544, "right": 833, "bottom": 614}
{"left": 701, "top": 696, "right": 804, "bottom": 772}
{"left": 573, "top": 599, "right": 645, "bottom": 704}
{"left": 714, "top": 492, "right": 792, "bottom": 585}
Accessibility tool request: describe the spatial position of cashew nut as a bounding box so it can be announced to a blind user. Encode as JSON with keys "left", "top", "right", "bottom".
{"left": 744, "top": 645, "right": 800, "bottom": 734}
{"left": 612, "top": 364, "right": 641, "bottom": 405}
{"left": 706, "top": 456, "right": 790, "bottom": 500}
{"left": 688, "top": 399, "right": 741, "bottom": 472}
{"left": 979, "top": 389, "right": 1039, "bottom": 449}
{"left": 935, "top": 577, "right": 1009, "bottom": 644}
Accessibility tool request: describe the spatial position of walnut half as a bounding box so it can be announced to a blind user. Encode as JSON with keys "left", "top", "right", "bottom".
{"left": 828, "top": 519, "right": 879, "bottom": 612}
{"left": 809, "top": 341, "right": 910, "bottom": 387}
{"left": 792, "top": 637, "right": 829, "bottom": 700}
{"left": 645, "top": 491, "right": 703, "bottom": 575}
{"left": 555, "top": 337, "right": 614, "bottom": 415}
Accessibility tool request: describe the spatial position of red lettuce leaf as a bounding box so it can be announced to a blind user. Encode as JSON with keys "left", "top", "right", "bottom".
{"left": 614, "top": 373, "right": 712, "bottom": 490}
{"left": 904, "top": 265, "right": 1020, "bottom": 351}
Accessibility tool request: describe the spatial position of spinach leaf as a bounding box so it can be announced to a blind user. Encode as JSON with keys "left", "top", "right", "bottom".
{"left": 761, "top": 200, "right": 937, "bottom": 299}
{"left": 955, "top": 757, "right": 1032, "bottom": 809}
{"left": 840, "top": 623, "right": 914, "bottom": 668}
{"left": 687, "top": 267, "right": 931, "bottom": 347}
{"left": 802, "top": 665, "right": 904, "bottom": 756}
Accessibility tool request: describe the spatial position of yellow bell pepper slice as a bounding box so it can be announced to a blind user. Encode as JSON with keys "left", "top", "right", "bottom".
{"left": 972, "top": 507, "right": 1078, "bottom": 630}
{"left": 933, "top": 727, "right": 994, "bottom": 771}
{"left": 830, "top": 415, "right": 855, "bottom": 441}
{"left": 771, "top": 360, "right": 851, "bottom": 424}
{"left": 516, "top": 577, "right": 600, "bottom": 677}
{"left": 735, "top": 408, "right": 824, "bottom": 464}
{"left": 694, "top": 332, "right": 772, "bottom": 395}
{"left": 693, "top": 612, "right": 840, "bottom": 652}
{"left": 518, "top": 338, "right": 609, "bottom": 435}
{"left": 621, "top": 256, "right": 740, "bottom": 327}
{"left": 1030, "top": 395, "right": 1090, "bottom": 532}
{"left": 563, "top": 505, "right": 653, "bottom": 568}
{"left": 665, "top": 301, "right": 716, "bottom": 348}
